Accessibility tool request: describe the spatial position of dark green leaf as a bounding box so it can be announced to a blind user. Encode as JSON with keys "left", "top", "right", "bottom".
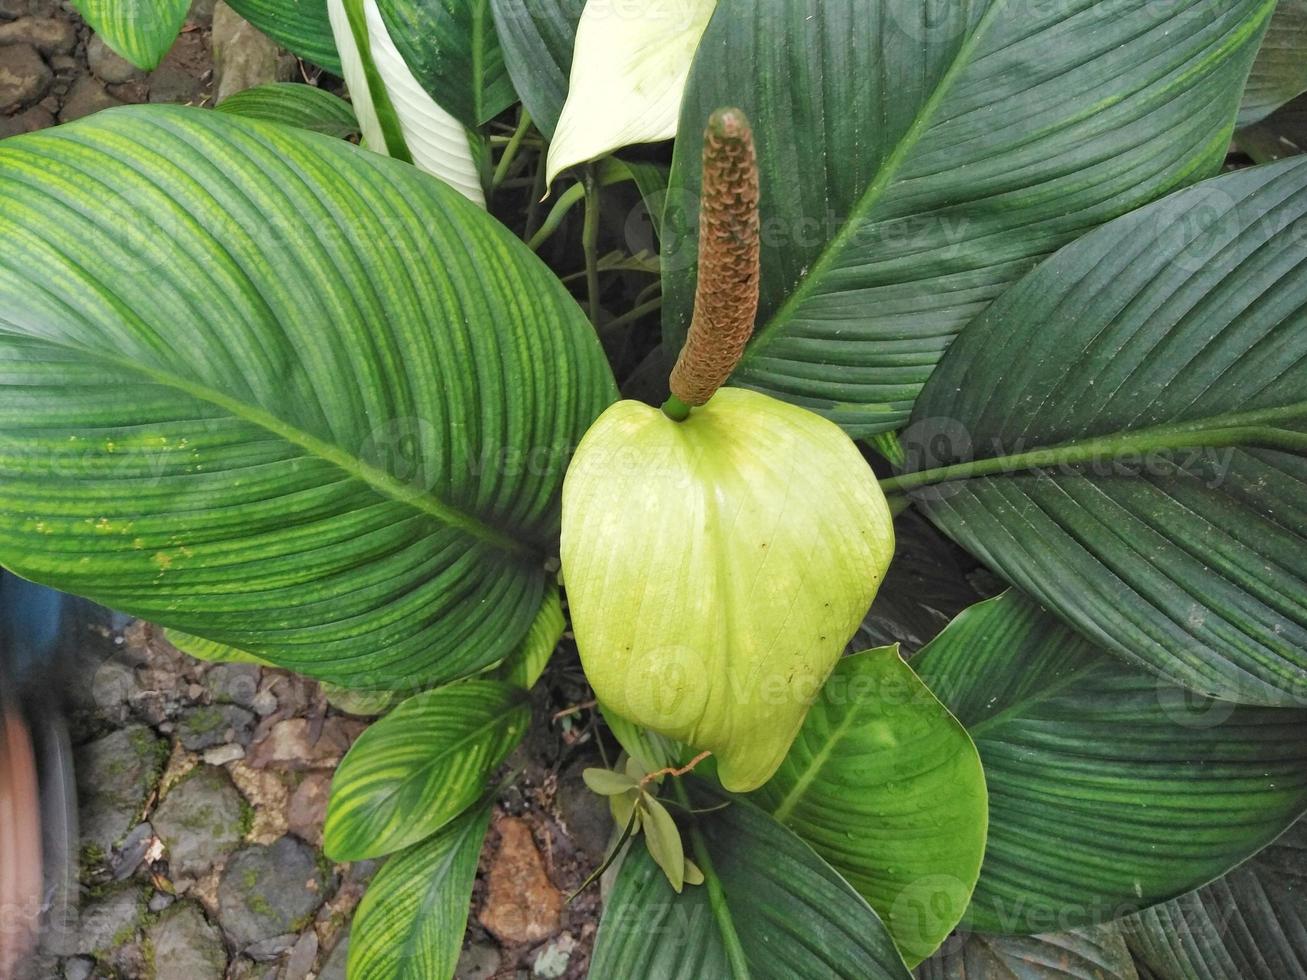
{"left": 72, "top": 0, "right": 189, "bottom": 70}
{"left": 0, "top": 106, "right": 617, "bottom": 690}
{"left": 226, "top": 0, "right": 343, "bottom": 74}
{"left": 323, "top": 680, "right": 528, "bottom": 861}
{"left": 754, "top": 646, "right": 987, "bottom": 966}
{"left": 487, "top": 0, "right": 583, "bottom": 137}
{"left": 376, "top": 0, "right": 516, "bottom": 128}
{"left": 915, "top": 925, "right": 1138, "bottom": 980}
{"left": 662, "top": 0, "right": 1274, "bottom": 436}
{"left": 591, "top": 787, "right": 912, "bottom": 979}
{"left": 215, "top": 83, "right": 359, "bottom": 137}
{"left": 347, "top": 804, "right": 491, "bottom": 980}
{"left": 901, "top": 157, "right": 1307, "bottom": 705}
{"left": 1121, "top": 819, "right": 1307, "bottom": 979}
{"left": 913, "top": 592, "right": 1307, "bottom": 934}
{"left": 1239, "top": 0, "right": 1307, "bottom": 126}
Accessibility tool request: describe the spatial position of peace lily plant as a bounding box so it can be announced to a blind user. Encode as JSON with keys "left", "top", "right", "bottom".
{"left": 3, "top": 1, "right": 1307, "bottom": 978}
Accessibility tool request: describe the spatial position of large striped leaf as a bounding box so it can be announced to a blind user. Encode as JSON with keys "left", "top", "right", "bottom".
{"left": 753, "top": 646, "right": 987, "bottom": 966}
{"left": 347, "top": 804, "right": 491, "bottom": 980}
{"left": 225, "top": 0, "right": 344, "bottom": 74}
{"left": 488, "top": 0, "right": 583, "bottom": 137}
{"left": 215, "top": 82, "right": 359, "bottom": 138}
{"left": 898, "top": 157, "right": 1307, "bottom": 706}
{"left": 377, "top": 0, "right": 516, "bottom": 128}
{"left": 912, "top": 592, "right": 1307, "bottom": 934}
{"left": 591, "top": 787, "right": 912, "bottom": 979}
{"left": 1121, "top": 820, "right": 1307, "bottom": 979}
{"left": 73, "top": 0, "right": 190, "bottom": 70}
{"left": 328, "top": 0, "right": 486, "bottom": 203}
{"left": 916, "top": 926, "right": 1139, "bottom": 980}
{"left": 0, "top": 106, "right": 616, "bottom": 689}
{"left": 323, "top": 680, "right": 528, "bottom": 861}
{"left": 662, "top": 0, "right": 1274, "bottom": 436}
{"left": 1239, "top": 0, "right": 1307, "bottom": 126}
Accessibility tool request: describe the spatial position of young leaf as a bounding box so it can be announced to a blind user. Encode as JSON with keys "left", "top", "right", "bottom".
{"left": 916, "top": 925, "right": 1138, "bottom": 980}
{"left": 72, "top": 0, "right": 189, "bottom": 70}
{"left": 753, "top": 646, "right": 987, "bottom": 966}
{"left": 347, "top": 804, "right": 492, "bottom": 980}
{"left": 582, "top": 767, "right": 638, "bottom": 797}
{"left": 899, "top": 156, "right": 1307, "bottom": 706}
{"left": 225, "top": 0, "right": 344, "bottom": 74}
{"left": 1121, "top": 819, "right": 1306, "bottom": 977}
{"left": 324, "top": 680, "right": 529, "bottom": 861}
{"left": 215, "top": 83, "right": 360, "bottom": 138}
{"left": 912, "top": 592, "right": 1307, "bottom": 933}
{"left": 328, "top": 0, "right": 485, "bottom": 203}
{"left": 1239, "top": 0, "right": 1307, "bottom": 126}
{"left": 0, "top": 107, "right": 617, "bottom": 689}
{"left": 546, "top": 0, "right": 716, "bottom": 183}
{"left": 487, "top": 0, "right": 583, "bottom": 137}
{"left": 662, "top": 0, "right": 1275, "bottom": 436}
{"left": 640, "top": 796, "right": 686, "bottom": 892}
{"left": 591, "top": 786, "right": 912, "bottom": 979}
{"left": 376, "top": 0, "right": 516, "bottom": 128}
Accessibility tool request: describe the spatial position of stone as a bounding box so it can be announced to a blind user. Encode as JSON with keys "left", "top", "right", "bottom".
{"left": 58, "top": 74, "right": 123, "bottom": 122}
{"left": 177, "top": 703, "right": 255, "bottom": 750}
{"left": 533, "top": 933, "right": 577, "bottom": 978}
{"left": 251, "top": 688, "right": 278, "bottom": 716}
{"left": 211, "top": 1, "right": 294, "bottom": 103}
{"left": 152, "top": 765, "right": 247, "bottom": 879}
{"left": 282, "top": 930, "right": 318, "bottom": 980}
{"left": 227, "top": 762, "right": 290, "bottom": 844}
{"left": 0, "top": 16, "right": 75, "bottom": 54}
{"left": 147, "top": 29, "right": 209, "bottom": 104}
{"left": 0, "top": 101, "right": 51, "bottom": 135}
{"left": 188, "top": 0, "right": 217, "bottom": 26}
{"left": 477, "top": 816, "right": 563, "bottom": 945}
{"left": 245, "top": 717, "right": 364, "bottom": 771}
{"left": 207, "top": 662, "right": 261, "bottom": 708}
{"left": 69, "top": 886, "right": 144, "bottom": 956}
{"left": 145, "top": 902, "right": 227, "bottom": 980}
{"left": 106, "top": 78, "right": 149, "bottom": 103}
{"left": 0, "top": 0, "right": 25, "bottom": 19}
{"left": 286, "top": 771, "right": 331, "bottom": 848}
{"left": 456, "top": 942, "right": 502, "bottom": 980}
{"left": 217, "top": 836, "right": 333, "bottom": 949}
{"left": 202, "top": 742, "right": 245, "bottom": 766}
{"left": 109, "top": 822, "right": 155, "bottom": 881}
{"left": 243, "top": 933, "right": 296, "bottom": 960}
{"left": 318, "top": 937, "right": 349, "bottom": 980}
{"left": 76, "top": 725, "right": 166, "bottom": 854}
{"left": 148, "top": 891, "right": 176, "bottom": 913}
{"left": 555, "top": 759, "right": 612, "bottom": 866}
{"left": 0, "top": 42, "right": 50, "bottom": 112}
{"left": 87, "top": 33, "right": 142, "bottom": 84}
{"left": 61, "top": 956, "right": 95, "bottom": 980}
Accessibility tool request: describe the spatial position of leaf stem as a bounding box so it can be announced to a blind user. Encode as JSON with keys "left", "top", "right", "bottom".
{"left": 526, "top": 169, "right": 635, "bottom": 252}
{"left": 602, "top": 295, "right": 662, "bottom": 334}
{"left": 879, "top": 402, "right": 1307, "bottom": 494}
{"left": 492, "top": 109, "right": 532, "bottom": 190}
{"left": 583, "top": 167, "right": 601, "bottom": 324}
{"left": 673, "top": 781, "right": 750, "bottom": 980}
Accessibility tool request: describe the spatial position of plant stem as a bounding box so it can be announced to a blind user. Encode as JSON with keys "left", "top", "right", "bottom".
{"left": 672, "top": 781, "right": 750, "bottom": 980}
{"left": 878, "top": 402, "right": 1307, "bottom": 494}
{"left": 492, "top": 109, "right": 532, "bottom": 190}
{"left": 583, "top": 167, "right": 601, "bottom": 324}
{"left": 602, "top": 296, "right": 663, "bottom": 334}
{"left": 526, "top": 169, "right": 636, "bottom": 252}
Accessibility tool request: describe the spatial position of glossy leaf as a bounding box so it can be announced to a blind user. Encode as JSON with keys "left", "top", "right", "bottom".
{"left": 754, "top": 646, "right": 987, "bottom": 966}
{"left": 323, "top": 680, "right": 528, "bottom": 861}
{"left": 491, "top": 584, "right": 563, "bottom": 689}
{"left": 377, "top": 0, "right": 516, "bottom": 128}
{"left": 72, "top": 0, "right": 189, "bottom": 70}
{"left": 215, "top": 82, "right": 359, "bottom": 138}
{"left": 328, "top": 0, "right": 485, "bottom": 202}
{"left": 546, "top": 0, "right": 715, "bottom": 183}
{"left": 1121, "top": 820, "right": 1307, "bottom": 979}
{"left": 902, "top": 157, "right": 1307, "bottom": 705}
{"left": 1239, "top": 0, "right": 1307, "bottom": 126}
{"left": 488, "top": 0, "right": 583, "bottom": 137}
{"left": 662, "top": 0, "right": 1274, "bottom": 436}
{"left": 591, "top": 787, "right": 912, "bottom": 979}
{"left": 915, "top": 925, "right": 1139, "bottom": 980}
{"left": 225, "top": 0, "right": 343, "bottom": 74}
{"left": 0, "top": 106, "right": 616, "bottom": 689}
{"left": 347, "top": 804, "right": 491, "bottom": 980}
{"left": 912, "top": 592, "right": 1307, "bottom": 934}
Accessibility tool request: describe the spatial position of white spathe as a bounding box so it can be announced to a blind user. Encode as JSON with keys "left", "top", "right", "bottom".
{"left": 327, "top": 0, "right": 485, "bottom": 206}
{"left": 546, "top": 0, "right": 716, "bottom": 184}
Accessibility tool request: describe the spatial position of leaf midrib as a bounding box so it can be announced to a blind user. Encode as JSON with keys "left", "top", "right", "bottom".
{"left": 744, "top": 1, "right": 1005, "bottom": 358}
{"left": 8, "top": 328, "right": 538, "bottom": 560}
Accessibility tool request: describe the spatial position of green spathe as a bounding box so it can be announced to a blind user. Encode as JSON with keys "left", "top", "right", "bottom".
{"left": 562, "top": 388, "right": 894, "bottom": 791}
